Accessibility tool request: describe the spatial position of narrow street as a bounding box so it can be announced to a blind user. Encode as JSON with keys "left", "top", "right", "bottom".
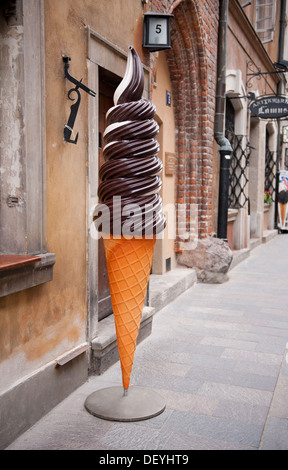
{"left": 6, "top": 234, "right": 288, "bottom": 450}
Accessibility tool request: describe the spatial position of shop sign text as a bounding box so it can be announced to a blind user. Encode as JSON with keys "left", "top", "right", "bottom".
{"left": 250, "top": 95, "right": 288, "bottom": 119}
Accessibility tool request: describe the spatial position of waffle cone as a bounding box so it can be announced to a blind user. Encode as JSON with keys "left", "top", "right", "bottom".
{"left": 279, "top": 203, "right": 288, "bottom": 228}
{"left": 103, "top": 236, "right": 156, "bottom": 390}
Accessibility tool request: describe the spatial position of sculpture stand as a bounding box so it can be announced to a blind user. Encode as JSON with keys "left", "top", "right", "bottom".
{"left": 84, "top": 386, "right": 165, "bottom": 422}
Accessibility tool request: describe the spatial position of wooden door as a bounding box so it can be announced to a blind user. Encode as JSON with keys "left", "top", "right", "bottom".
{"left": 98, "top": 71, "right": 120, "bottom": 320}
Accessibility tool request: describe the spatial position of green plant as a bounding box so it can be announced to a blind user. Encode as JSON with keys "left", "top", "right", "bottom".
{"left": 264, "top": 190, "right": 272, "bottom": 205}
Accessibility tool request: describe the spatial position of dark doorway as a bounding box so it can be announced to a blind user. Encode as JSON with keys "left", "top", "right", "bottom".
{"left": 98, "top": 67, "right": 121, "bottom": 320}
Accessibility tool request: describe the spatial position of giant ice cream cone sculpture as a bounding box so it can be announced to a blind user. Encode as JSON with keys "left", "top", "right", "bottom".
{"left": 278, "top": 174, "right": 288, "bottom": 230}
{"left": 103, "top": 236, "right": 155, "bottom": 390}
{"left": 95, "top": 46, "right": 166, "bottom": 392}
{"left": 279, "top": 202, "right": 288, "bottom": 229}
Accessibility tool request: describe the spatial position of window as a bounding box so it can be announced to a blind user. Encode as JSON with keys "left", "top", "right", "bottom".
{"left": 255, "top": 0, "right": 277, "bottom": 44}
{"left": 0, "top": 0, "right": 55, "bottom": 297}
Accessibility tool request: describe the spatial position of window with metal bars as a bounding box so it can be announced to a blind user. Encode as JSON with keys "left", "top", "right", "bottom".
{"left": 225, "top": 99, "right": 250, "bottom": 209}
{"left": 264, "top": 129, "right": 277, "bottom": 200}
{"left": 226, "top": 131, "right": 250, "bottom": 209}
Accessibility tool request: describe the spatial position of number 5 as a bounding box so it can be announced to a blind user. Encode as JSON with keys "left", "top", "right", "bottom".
{"left": 156, "top": 24, "right": 162, "bottom": 34}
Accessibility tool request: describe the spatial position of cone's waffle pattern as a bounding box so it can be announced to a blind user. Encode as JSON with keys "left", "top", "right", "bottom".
{"left": 279, "top": 203, "right": 288, "bottom": 228}
{"left": 103, "top": 237, "right": 156, "bottom": 390}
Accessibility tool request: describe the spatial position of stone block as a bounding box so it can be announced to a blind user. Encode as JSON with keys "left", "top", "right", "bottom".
{"left": 177, "top": 237, "right": 233, "bottom": 283}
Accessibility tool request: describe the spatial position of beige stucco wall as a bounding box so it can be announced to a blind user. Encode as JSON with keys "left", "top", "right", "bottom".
{"left": 225, "top": 2, "right": 279, "bottom": 250}
{"left": 228, "top": 3, "right": 279, "bottom": 96}
{"left": 0, "top": 0, "right": 147, "bottom": 393}
{"left": 151, "top": 51, "right": 176, "bottom": 273}
{"left": 241, "top": 0, "right": 281, "bottom": 63}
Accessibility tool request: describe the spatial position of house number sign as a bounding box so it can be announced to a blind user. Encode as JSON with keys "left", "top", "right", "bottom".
{"left": 148, "top": 17, "right": 169, "bottom": 46}
{"left": 143, "top": 13, "right": 174, "bottom": 52}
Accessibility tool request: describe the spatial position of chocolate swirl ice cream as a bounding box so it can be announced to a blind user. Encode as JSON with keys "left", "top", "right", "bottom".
{"left": 95, "top": 46, "right": 166, "bottom": 237}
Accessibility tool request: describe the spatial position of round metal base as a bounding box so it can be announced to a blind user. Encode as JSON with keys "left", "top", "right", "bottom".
{"left": 84, "top": 386, "right": 166, "bottom": 422}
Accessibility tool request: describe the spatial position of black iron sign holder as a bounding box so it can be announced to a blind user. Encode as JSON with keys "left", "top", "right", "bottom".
{"left": 63, "top": 56, "right": 96, "bottom": 144}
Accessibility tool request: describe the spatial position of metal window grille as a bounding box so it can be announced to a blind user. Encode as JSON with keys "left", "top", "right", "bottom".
{"left": 226, "top": 131, "right": 250, "bottom": 209}
{"left": 264, "top": 143, "right": 276, "bottom": 201}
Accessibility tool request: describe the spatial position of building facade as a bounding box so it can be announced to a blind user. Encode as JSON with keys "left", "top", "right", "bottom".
{"left": 0, "top": 0, "right": 287, "bottom": 448}
{"left": 0, "top": 0, "right": 219, "bottom": 447}
{"left": 225, "top": 0, "right": 288, "bottom": 249}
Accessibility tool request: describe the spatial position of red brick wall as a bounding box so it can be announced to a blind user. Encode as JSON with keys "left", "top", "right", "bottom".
{"left": 148, "top": 0, "right": 219, "bottom": 242}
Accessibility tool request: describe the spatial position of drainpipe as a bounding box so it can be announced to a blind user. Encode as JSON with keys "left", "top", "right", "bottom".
{"left": 214, "top": 0, "right": 233, "bottom": 240}
{"left": 275, "top": 0, "right": 287, "bottom": 229}
{"left": 278, "top": 0, "right": 286, "bottom": 63}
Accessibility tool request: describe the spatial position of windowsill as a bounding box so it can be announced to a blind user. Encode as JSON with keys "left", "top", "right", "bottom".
{"left": 0, "top": 254, "right": 41, "bottom": 271}
{"left": 0, "top": 253, "right": 56, "bottom": 298}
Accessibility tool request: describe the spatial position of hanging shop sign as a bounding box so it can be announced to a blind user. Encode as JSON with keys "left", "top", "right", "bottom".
{"left": 250, "top": 95, "right": 288, "bottom": 119}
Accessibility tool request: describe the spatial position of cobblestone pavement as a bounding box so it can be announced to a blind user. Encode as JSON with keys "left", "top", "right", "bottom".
{"left": 6, "top": 234, "right": 288, "bottom": 450}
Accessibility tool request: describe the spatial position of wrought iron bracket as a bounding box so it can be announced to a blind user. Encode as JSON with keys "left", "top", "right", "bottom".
{"left": 246, "top": 60, "right": 288, "bottom": 92}
{"left": 63, "top": 56, "right": 96, "bottom": 144}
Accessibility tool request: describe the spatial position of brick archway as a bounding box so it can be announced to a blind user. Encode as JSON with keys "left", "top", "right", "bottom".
{"left": 148, "top": 0, "right": 218, "bottom": 240}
